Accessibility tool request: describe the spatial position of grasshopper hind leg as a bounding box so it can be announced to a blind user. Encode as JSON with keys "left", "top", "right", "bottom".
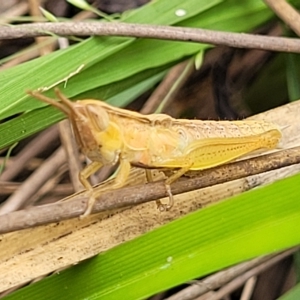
{"left": 145, "top": 170, "right": 169, "bottom": 211}
{"left": 163, "top": 166, "right": 191, "bottom": 210}
{"left": 160, "top": 185, "right": 174, "bottom": 212}
{"left": 147, "top": 166, "right": 191, "bottom": 211}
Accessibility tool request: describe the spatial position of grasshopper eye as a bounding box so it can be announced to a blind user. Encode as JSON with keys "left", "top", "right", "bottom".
{"left": 86, "top": 104, "right": 109, "bottom": 131}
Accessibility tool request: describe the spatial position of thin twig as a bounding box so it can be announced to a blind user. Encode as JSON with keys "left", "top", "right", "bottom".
{"left": 0, "top": 38, "right": 57, "bottom": 70}
{"left": 0, "top": 126, "right": 59, "bottom": 181}
{"left": 0, "top": 147, "right": 66, "bottom": 215}
{"left": 59, "top": 120, "right": 83, "bottom": 192}
{"left": 196, "top": 249, "right": 294, "bottom": 300}
{"left": 0, "top": 157, "right": 43, "bottom": 171}
{"left": 0, "top": 1, "right": 29, "bottom": 21}
{"left": 0, "top": 181, "right": 73, "bottom": 196}
{"left": 2, "top": 22, "right": 300, "bottom": 53}
{"left": 0, "top": 8, "right": 95, "bottom": 70}
{"left": 28, "top": 0, "right": 53, "bottom": 55}
{"left": 167, "top": 247, "right": 299, "bottom": 300}
{"left": 141, "top": 60, "right": 192, "bottom": 114}
{"left": 25, "top": 164, "right": 68, "bottom": 207}
{"left": 240, "top": 277, "right": 257, "bottom": 300}
{"left": 156, "top": 59, "right": 195, "bottom": 113}
{"left": 263, "top": 0, "right": 300, "bottom": 36}
{"left": 0, "top": 146, "right": 300, "bottom": 234}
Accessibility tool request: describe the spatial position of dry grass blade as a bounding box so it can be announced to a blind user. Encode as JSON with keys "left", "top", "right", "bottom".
{"left": 58, "top": 119, "right": 83, "bottom": 192}
{"left": 0, "top": 147, "right": 66, "bottom": 215}
{"left": 141, "top": 60, "right": 193, "bottom": 114}
{"left": 263, "top": 0, "right": 300, "bottom": 36}
{"left": 167, "top": 247, "right": 299, "bottom": 300}
{"left": 0, "top": 126, "right": 59, "bottom": 181}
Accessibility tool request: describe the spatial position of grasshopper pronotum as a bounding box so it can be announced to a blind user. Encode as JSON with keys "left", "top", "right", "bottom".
{"left": 28, "top": 89, "right": 281, "bottom": 215}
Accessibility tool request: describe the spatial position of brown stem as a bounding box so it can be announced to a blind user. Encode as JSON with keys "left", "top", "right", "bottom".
{"left": 1, "top": 22, "right": 300, "bottom": 53}
{"left": 0, "top": 146, "right": 300, "bottom": 234}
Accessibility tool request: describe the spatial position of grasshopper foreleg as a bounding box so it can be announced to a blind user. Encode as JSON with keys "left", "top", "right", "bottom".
{"left": 80, "top": 158, "right": 131, "bottom": 216}
{"left": 79, "top": 161, "right": 103, "bottom": 216}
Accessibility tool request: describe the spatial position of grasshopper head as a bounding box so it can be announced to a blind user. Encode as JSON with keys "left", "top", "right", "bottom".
{"left": 28, "top": 88, "right": 122, "bottom": 165}
{"left": 75, "top": 101, "right": 123, "bottom": 164}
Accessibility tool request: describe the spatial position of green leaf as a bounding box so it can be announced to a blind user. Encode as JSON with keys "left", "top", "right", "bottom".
{"left": 1, "top": 0, "right": 297, "bottom": 150}
{"left": 0, "top": 0, "right": 221, "bottom": 117}
{"left": 0, "top": 67, "right": 168, "bottom": 148}
{"left": 5, "top": 172, "right": 300, "bottom": 299}
{"left": 39, "top": 7, "right": 58, "bottom": 22}
{"left": 67, "top": 0, "right": 113, "bottom": 20}
{"left": 194, "top": 50, "right": 204, "bottom": 70}
{"left": 245, "top": 54, "right": 289, "bottom": 113}
{"left": 285, "top": 53, "right": 300, "bottom": 101}
{"left": 278, "top": 283, "right": 300, "bottom": 300}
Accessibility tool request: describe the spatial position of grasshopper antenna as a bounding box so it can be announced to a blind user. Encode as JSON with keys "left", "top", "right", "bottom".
{"left": 27, "top": 89, "right": 75, "bottom": 117}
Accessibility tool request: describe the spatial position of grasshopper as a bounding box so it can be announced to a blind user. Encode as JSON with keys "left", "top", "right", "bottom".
{"left": 28, "top": 89, "right": 281, "bottom": 215}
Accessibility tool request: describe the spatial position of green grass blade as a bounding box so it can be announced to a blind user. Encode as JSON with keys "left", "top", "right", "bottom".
{"left": 1, "top": 0, "right": 300, "bottom": 150}
{"left": 5, "top": 172, "right": 300, "bottom": 299}
{"left": 285, "top": 53, "right": 300, "bottom": 101}
{"left": 278, "top": 284, "right": 300, "bottom": 300}
{"left": 0, "top": 36, "right": 133, "bottom": 118}
{"left": 0, "top": 67, "right": 168, "bottom": 149}
{"left": 1, "top": 0, "right": 295, "bottom": 119}
{"left": 0, "top": 0, "right": 221, "bottom": 119}
{"left": 122, "top": 0, "right": 222, "bottom": 24}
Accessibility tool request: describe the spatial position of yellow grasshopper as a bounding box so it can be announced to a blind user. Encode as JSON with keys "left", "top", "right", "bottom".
{"left": 28, "top": 89, "right": 281, "bottom": 215}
